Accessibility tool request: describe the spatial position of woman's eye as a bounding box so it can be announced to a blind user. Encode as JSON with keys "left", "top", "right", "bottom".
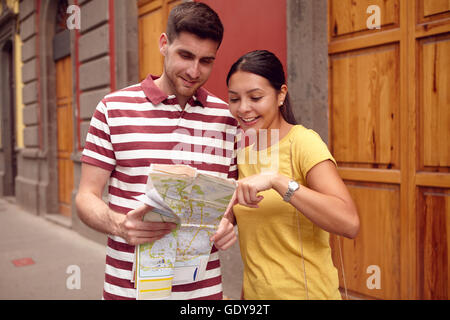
{"left": 229, "top": 98, "right": 239, "bottom": 103}
{"left": 251, "top": 97, "right": 262, "bottom": 101}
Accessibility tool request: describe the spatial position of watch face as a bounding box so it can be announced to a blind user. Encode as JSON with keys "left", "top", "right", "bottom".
{"left": 283, "top": 180, "right": 299, "bottom": 202}
{"left": 289, "top": 181, "right": 299, "bottom": 191}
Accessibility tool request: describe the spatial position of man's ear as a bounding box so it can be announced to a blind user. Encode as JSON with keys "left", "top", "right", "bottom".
{"left": 159, "top": 33, "right": 169, "bottom": 56}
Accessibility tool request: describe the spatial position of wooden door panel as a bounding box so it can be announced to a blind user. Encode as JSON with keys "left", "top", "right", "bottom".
{"left": 418, "top": 0, "right": 450, "bottom": 24}
{"left": 138, "top": 1, "right": 164, "bottom": 81}
{"left": 420, "top": 35, "right": 450, "bottom": 169}
{"left": 167, "top": 0, "right": 179, "bottom": 12}
{"left": 330, "top": 45, "right": 400, "bottom": 168}
{"left": 414, "top": 1, "right": 450, "bottom": 300}
{"left": 417, "top": 188, "right": 450, "bottom": 299}
{"left": 138, "top": 0, "right": 181, "bottom": 81}
{"left": 55, "top": 56, "right": 74, "bottom": 217}
{"left": 57, "top": 106, "right": 72, "bottom": 154}
{"left": 329, "top": 0, "right": 399, "bottom": 38}
{"left": 332, "top": 183, "right": 401, "bottom": 299}
{"left": 422, "top": 0, "right": 450, "bottom": 17}
{"left": 56, "top": 57, "right": 71, "bottom": 99}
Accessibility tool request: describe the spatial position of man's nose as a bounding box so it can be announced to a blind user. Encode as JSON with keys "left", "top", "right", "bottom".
{"left": 186, "top": 61, "right": 200, "bottom": 79}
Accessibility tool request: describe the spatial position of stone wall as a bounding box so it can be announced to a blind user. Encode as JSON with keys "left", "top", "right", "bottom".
{"left": 287, "top": 0, "right": 329, "bottom": 144}
{"left": 16, "top": 0, "right": 40, "bottom": 214}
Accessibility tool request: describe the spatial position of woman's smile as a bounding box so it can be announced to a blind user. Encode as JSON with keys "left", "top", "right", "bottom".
{"left": 239, "top": 115, "right": 261, "bottom": 126}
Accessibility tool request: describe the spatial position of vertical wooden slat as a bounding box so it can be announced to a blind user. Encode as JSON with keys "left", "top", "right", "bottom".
{"left": 417, "top": 189, "right": 450, "bottom": 299}
{"left": 336, "top": 183, "right": 401, "bottom": 299}
{"left": 421, "top": 37, "right": 450, "bottom": 168}
{"left": 330, "top": 45, "right": 400, "bottom": 168}
{"left": 55, "top": 56, "right": 74, "bottom": 217}
{"left": 414, "top": 0, "right": 450, "bottom": 300}
{"left": 402, "top": 0, "right": 416, "bottom": 299}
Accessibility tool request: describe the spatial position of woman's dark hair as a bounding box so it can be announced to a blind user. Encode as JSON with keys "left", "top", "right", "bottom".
{"left": 226, "top": 50, "right": 297, "bottom": 125}
{"left": 166, "top": 2, "right": 224, "bottom": 48}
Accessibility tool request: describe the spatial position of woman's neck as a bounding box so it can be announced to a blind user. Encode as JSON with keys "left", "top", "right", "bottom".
{"left": 255, "top": 119, "right": 293, "bottom": 151}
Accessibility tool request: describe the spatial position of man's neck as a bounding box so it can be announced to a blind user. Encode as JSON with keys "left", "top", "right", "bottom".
{"left": 153, "top": 75, "right": 189, "bottom": 110}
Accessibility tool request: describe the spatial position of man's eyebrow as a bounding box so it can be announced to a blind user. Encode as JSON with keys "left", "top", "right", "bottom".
{"left": 177, "top": 49, "right": 215, "bottom": 61}
{"left": 177, "top": 49, "right": 194, "bottom": 56}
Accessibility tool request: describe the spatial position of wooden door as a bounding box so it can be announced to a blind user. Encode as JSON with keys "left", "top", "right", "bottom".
{"left": 414, "top": 0, "right": 450, "bottom": 299}
{"left": 328, "top": 0, "right": 450, "bottom": 299}
{"left": 138, "top": 0, "right": 181, "bottom": 81}
{"left": 55, "top": 56, "right": 74, "bottom": 217}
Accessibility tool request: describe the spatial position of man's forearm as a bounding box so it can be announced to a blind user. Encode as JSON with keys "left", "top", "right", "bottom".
{"left": 75, "top": 191, "right": 123, "bottom": 237}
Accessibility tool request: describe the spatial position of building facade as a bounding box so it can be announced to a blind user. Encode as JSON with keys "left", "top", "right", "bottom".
{"left": 0, "top": 0, "right": 449, "bottom": 300}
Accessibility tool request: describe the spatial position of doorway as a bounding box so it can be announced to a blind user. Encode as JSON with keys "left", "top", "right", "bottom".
{"left": 1, "top": 41, "right": 17, "bottom": 196}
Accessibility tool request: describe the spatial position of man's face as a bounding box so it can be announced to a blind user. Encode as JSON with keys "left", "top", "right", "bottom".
{"left": 160, "top": 32, "right": 218, "bottom": 99}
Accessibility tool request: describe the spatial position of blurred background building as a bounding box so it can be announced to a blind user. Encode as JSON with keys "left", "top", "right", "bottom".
{"left": 0, "top": 0, "right": 449, "bottom": 300}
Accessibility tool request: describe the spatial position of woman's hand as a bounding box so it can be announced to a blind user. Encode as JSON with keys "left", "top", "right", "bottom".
{"left": 235, "top": 171, "right": 278, "bottom": 208}
{"left": 210, "top": 216, "right": 237, "bottom": 250}
{"left": 211, "top": 193, "right": 238, "bottom": 250}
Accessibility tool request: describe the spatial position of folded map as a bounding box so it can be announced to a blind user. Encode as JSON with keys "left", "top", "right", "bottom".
{"left": 133, "top": 164, "right": 236, "bottom": 300}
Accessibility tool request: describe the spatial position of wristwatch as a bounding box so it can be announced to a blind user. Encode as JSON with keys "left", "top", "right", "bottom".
{"left": 283, "top": 180, "right": 299, "bottom": 202}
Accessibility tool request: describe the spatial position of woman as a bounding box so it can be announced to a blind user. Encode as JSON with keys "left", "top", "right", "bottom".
{"left": 226, "top": 50, "right": 359, "bottom": 300}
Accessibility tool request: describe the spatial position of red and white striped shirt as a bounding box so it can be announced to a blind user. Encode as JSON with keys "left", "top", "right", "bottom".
{"left": 81, "top": 75, "right": 238, "bottom": 300}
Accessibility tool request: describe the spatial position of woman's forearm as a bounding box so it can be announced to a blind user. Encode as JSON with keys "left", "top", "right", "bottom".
{"left": 271, "top": 173, "right": 359, "bottom": 239}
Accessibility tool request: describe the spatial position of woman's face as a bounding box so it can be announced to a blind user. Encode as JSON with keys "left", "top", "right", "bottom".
{"left": 227, "top": 71, "right": 287, "bottom": 133}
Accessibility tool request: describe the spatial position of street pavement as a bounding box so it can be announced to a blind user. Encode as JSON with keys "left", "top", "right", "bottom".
{"left": 0, "top": 197, "right": 243, "bottom": 300}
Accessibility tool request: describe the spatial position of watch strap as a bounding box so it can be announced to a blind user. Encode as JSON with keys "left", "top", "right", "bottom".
{"left": 283, "top": 180, "right": 299, "bottom": 202}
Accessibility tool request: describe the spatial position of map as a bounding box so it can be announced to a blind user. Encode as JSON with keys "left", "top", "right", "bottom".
{"left": 133, "top": 164, "right": 236, "bottom": 300}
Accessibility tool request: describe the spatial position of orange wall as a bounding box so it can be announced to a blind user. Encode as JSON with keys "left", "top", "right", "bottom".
{"left": 199, "top": 0, "right": 287, "bottom": 101}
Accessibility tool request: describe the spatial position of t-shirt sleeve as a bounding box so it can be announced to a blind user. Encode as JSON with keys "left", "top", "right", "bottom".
{"left": 81, "top": 100, "right": 116, "bottom": 172}
{"left": 293, "top": 127, "right": 336, "bottom": 180}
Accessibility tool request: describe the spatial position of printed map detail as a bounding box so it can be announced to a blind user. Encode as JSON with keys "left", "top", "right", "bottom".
{"left": 134, "top": 164, "right": 236, "bottom": 300}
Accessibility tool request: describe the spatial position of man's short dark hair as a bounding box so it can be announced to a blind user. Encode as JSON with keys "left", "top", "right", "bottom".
{"left": 166, "top": 2, "right": 224, "bottom": 48}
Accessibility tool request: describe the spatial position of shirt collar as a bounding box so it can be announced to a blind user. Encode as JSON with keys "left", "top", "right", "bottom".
{"left": 141, "top": 74, "right": 207, "bottom": 107}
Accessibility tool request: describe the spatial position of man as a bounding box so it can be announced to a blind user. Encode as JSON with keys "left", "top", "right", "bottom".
{"left": 76, "top": 2, "right": 238, "bottom": 300}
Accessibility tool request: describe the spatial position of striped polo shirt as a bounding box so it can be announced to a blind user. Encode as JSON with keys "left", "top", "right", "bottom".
{"left": 81, "top": 74, "right": 238, "bottom": 300}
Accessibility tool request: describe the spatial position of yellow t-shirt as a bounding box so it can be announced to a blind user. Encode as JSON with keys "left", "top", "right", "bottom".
{"left": 234, "top": 125, "right": 341, "bottom": 300}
